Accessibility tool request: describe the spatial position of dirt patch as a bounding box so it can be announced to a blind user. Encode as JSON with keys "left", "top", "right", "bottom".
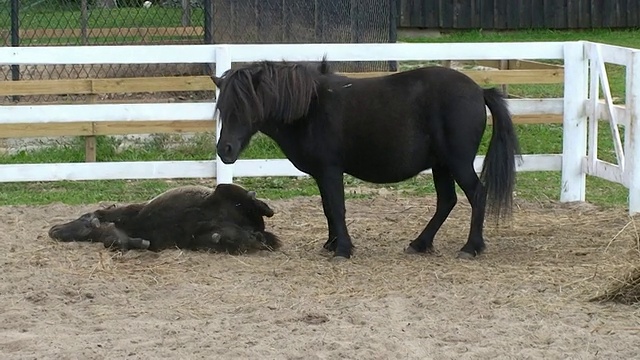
{"left": 1, "top": 194, "right": 639, "bottom": 359}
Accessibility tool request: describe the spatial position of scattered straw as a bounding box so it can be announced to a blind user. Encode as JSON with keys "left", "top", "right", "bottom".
{"left": 590, "top": 266, "right": 640, "bottom": 305}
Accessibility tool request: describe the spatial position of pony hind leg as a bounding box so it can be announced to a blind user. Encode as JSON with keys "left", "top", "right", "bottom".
{"left": 449, "top": 163, "right": 487, "bottom": 259}
{"left": 406, "top": 164, "right": 457, "bottom": 255}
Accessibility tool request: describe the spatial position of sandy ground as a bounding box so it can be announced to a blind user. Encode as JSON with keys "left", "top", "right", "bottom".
{"left": 1, "top": 193, "right": 640, "bottom": 359}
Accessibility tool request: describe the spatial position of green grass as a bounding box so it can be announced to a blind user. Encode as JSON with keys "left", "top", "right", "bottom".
{"left": 3, "top": 6, "right": 203, "bottom": 29}
{"left": 0, "top": 28, "right": 637, "bottom": 208}
{"left": 1, "top": 5, "right": 205, "bottom": 46}
{"left": 0, "top": 119, "right": 629, "bottom": 207}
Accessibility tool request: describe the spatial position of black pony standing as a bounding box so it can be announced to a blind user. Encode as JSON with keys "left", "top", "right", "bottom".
{"left": 212, "top": 57, "right": 520, "bottom": 261}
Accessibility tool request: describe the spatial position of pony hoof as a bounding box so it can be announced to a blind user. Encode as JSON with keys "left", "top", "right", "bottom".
{"left": 405, "top": 245, "right": 441, "bottom": 257}
{"left": 404, "top": 246, "right": 419, "bottom": 254}
{"left": 322, "top": 241, "right": 337, "bottom": 252}
{"left": 211, "top": 233, "right": 221, "bottom": 243}
{"left": 140, "top": 240, "right": 150, "bottom": 249}
{"left": 425, "top": 247, "right": 442, "bottom": 257}
{"left": 456, "top": 251, "right": 476, "bottom": 260}
{"left": 330, "top": 255, "right": 350, "bottom": 263}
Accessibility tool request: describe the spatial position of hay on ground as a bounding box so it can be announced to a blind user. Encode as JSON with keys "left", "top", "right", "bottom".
{"left": 591, "top": 266, "right": 640, "bottom": 305}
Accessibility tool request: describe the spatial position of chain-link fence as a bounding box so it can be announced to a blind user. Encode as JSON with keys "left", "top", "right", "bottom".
{"left": 2, "top": 0, "right": 396, "bottom": 103}
{"left": 1, "top": 0, "right": 396, "bottom": 162}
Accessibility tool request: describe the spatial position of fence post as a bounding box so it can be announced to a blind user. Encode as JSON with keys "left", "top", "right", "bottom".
{"left": 10, "top": 0, "right": 20, "bottom": 103}
{"left": 388, "top": 0, "right": 397, "bottom": 71}
{"left": 626, "top": 50, "right": 640, "bottom": 215}
{"left": 560, "top": 41, "right": 588, "bottom": 203}
{"left": 214, "top": 46, "right": 233, "bottom": 184}
{"left": 181, "top": 0, "right": 191, "bottom": 27}
{"left": 80, "top": 0, "right": 89, "bottom": 45}
{"left": 203, "top": 0, "right": 213, "bottom": 45}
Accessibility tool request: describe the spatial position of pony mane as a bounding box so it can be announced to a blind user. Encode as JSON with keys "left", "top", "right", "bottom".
{"left": 217, "top": 59, "right": 325, "bottom": 125}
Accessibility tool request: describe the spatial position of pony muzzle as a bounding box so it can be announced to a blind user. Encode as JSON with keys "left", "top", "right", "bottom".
{"left": 217, "top": 141, "right": 240, "bottom": 164}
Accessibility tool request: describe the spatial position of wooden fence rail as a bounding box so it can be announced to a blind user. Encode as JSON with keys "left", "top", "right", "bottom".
{"left": 2, "top": 64, "right": 565, "bottom": 161}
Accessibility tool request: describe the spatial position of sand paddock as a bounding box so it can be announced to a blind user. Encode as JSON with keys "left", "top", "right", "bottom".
{"left": 1, "top": 193, "right": 639, "bottom": 359}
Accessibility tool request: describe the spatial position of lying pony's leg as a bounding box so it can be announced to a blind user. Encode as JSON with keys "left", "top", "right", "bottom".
{"left": 190, "top": 222, "right": 277, "bottom": 254}
{"left": 101, "top": 224, "right": 150, "bottom": 251}
{"left": 125, "top": 237, "right": 151, "bottom": 250}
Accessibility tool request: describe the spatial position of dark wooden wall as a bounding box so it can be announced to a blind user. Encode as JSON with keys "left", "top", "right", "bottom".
{"left": 396, "top": 0, "right": 640, "bottom": 29}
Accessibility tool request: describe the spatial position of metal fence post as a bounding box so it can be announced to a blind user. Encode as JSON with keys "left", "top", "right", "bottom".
{"left": 10, "top": 0, "right": 20, "bottom": 102}
{"left": 560, "top": 41, "right": 588, "bottom": 203}
{"left": 214, "top": 45, "right": 233, "bottom": 184}
{"left": 388, "top": 0, "right": 398, "bottom": 71}
{"left": 204, "top": 0, "right": 213, "bottom": 45}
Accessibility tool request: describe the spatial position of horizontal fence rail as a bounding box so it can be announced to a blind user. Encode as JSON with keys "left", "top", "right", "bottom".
{"left": 0, "top": 42, "right": 567, "bottom": 65}
{"left": 0, "top": 69, "right": 565, "bottom": 98}
{"left": 0, "top": 99, "right": 564, "bottom": 125}
{"left": 0, "top": 41, "right": 638, "bottom": 214}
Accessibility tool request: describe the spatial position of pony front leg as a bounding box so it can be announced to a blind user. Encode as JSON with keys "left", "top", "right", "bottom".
{"left": 314, "top": 171, "right": 353, "bottom": 259}
{"left": 316, "top": 181, "right": 344, "bottom": 252}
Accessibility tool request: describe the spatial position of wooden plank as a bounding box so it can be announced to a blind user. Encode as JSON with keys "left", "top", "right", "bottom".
{"left": 0, "top": 123, "right": 94, "bottom": 138}
{"left": 566, "top": 0, "right": 579, "bottom": 29}
{"left": 19, "top": 27, "right": 204, "bottom": 40}
{"left": 0, "top": 120, "right": 215, "bottom": 138}
{"left": 591, "top": 0, "right": 602, "bottom": 27}
{"left": 499, "top": 59, "right": 510, "bottom": 95}
{"left": 553, "top": 0, "right": 568, "bottom": 29}
{"left": 465, "top": 69, "right": 563, "bottom": 84}
{"left": 440, "top": 0, "right": 454, "bottom": 28}
{"left": 494, "top": 0, "right": 507, "bottom": 28}
{"left": 454, "top": 0, "right": 472, "bottom": 28}
{"left": 396, "top": 0, "right": 405, "bottom": 27}
{"left": 468, "top": 0, "right": 479, "bottom": 28}
{"left": 471, "top": 59, "right": 563, "bottom": 70}
{"left": 341, "top": 69, "right": 564, "bottom": 84}
{"left": 519, "top": 0, "right": 533, "bottom": 28}
{"left": 0, "top": 113, "right": 562, "bottom": 139}
{"left": 542, "top": 0, "right": 554, "bottom": 27}
{"left": 480, "top": 0, "right": 495, "bottom": 29}
{"left": 410, "top": 0, "right": 425, "bottom": 27}
{"left": 1, "top": 69, "right": 562, "bottom": 98}
{"left": 531, "top": 0, "right": 545, "bottom": 28}
{"left": 93, "top": 120, "right": 215, "bottom": 136}
{"left": 506, "top": 114, "right": 563, "bottom": 124}
{"left": 424, "top": 0, "right": 439, "bottom": 28}
{"left": 0, "top": 76, "right": 215, "bottom": 97}
{"left": 91, "top": 76, "right": 215, "bottom": 93}
{"left": 577, "top": 0, "right": 591, "bottom": 28}
{"left": 628, "top": 0, "right": 640, "bottom": 27}
{"left": 602, "top": 0, "right": 618, "bottom": 27}
{"left": 85, "top": 93, "right": 98, "bottom": 162}
{"left": 505, "top": 0, "right": 518, "bottom": 28}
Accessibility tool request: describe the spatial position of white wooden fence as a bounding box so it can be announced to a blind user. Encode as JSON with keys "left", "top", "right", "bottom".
{"left": 0, "top": 41, "right": 638, "bottom": 214}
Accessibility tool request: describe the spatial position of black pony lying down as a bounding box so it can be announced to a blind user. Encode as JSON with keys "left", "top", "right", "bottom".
{"left": 48, "top": 184, "right": 281, "bottom": 255}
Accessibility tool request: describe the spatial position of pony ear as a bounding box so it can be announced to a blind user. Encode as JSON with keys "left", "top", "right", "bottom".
{"left": 253, "top": 199, "right": 275, "bottom": 218}
{"left": 211, "top": 76, "right": 224, "bottom": 88}
{"left": 319, "top": 54, "right": 331, "bottom": 74}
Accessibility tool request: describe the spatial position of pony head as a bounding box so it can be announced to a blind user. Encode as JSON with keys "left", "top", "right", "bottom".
{"left": 212, "top": 61, "right": 321, "bottom": 164}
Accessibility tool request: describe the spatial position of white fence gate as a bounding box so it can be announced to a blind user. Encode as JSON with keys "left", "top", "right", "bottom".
{"left": 0, "top": 41, "right": 638, "bottom": 214}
